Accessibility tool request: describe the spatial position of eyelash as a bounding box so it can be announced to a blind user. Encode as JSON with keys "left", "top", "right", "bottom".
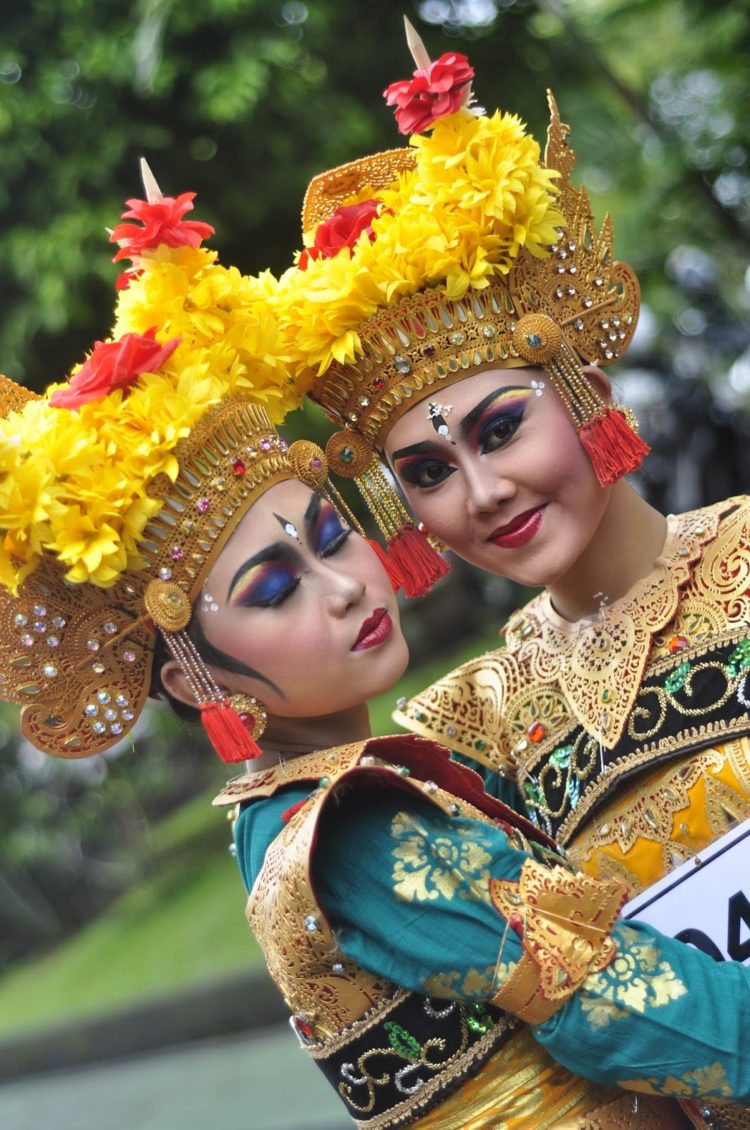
{"left": 398, "top": 460, "right": 456, "bottom": 490}
{"left": 316, "top": 508, "right": 352, "bottom": 558}
{"left": 477, "top": 408, "right": 525, "bottom": 454}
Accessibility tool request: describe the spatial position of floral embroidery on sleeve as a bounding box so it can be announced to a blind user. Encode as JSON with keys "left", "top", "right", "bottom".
{"left": 390, "top": 810, "right": 495, "bottom": 903}
{"left": 423, "top": 964, "right": 499, "bottom": 1001}
{"left": 579, "top": 925, "right": 687, "bottom": 1029}
{"left": 618, "top": 1062, "right": 733, "bottom": 1100}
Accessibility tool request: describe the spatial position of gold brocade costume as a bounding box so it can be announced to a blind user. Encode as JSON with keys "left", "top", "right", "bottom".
{"left": 396, "top": 498, "right": 750, "bottom": 1130}
{"left": 213, "top": 736, "right": 695, "bottom": 1129}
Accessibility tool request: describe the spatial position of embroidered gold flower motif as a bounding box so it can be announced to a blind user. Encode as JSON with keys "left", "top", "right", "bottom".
{"left": 579, "top": 925, "right": 687, "bottom": 1029}
{"left": 390, "top": 809, "right": 494, "bottom": 903}
{"left": 619, "top": 1061, "right": 732, "bottom": 1100}
{"left": 423, "top": 964, "right": 498, "bottom": 1001}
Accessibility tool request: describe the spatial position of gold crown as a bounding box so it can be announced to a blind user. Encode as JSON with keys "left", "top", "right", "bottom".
{"left": 306, "top": 94, "right": 640, "bottom": 451}
{"left": 0, "top": 386, "right": 291, "bottom": 759}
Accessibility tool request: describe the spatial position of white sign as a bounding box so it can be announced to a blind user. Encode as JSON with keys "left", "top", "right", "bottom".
{"left": 622, "top": 817, "right": 750, "bottom": 965}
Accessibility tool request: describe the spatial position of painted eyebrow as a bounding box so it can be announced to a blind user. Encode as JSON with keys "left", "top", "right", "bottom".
{"left": 460, "top": 386, "right": 530, "bottom": 439}
{"left": 390, "top": 439, "right": 445, "bottom": 462}
{"left": 304, "top": 491, "right": 322, "bottom": 544}
{"left": 226, "top": 542, "right": 298, "bottom": 603}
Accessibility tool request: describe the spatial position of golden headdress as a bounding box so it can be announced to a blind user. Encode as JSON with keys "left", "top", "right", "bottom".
{"left": 0, "top": 165, "right": 310, "bottom": 762}
{"left": 275, "top": 21, "right": 647, "bottom": 596}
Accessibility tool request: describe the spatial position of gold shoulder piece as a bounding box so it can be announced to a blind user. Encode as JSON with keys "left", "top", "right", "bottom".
{"left": 488, "top": 859, "right": 626, "bottom": 1024}
{"left": 392, "top": 649, "right": 519, "bottom": 776}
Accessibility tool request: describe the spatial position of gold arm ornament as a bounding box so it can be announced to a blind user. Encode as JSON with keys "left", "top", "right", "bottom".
{"left": 489, "top": 859, "right": 628, "bottom": 1024}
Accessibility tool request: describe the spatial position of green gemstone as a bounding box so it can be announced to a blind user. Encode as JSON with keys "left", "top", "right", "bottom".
{"left": 526, "top": 332, "right": 541, "bottom": 348}
{"left": 340, "top": 447, "right": 354, "bottom": 464}
{"left": 474, "top": 739, "right": 486, "bottom": 751}
{"left": 601, "top": 689, "right": 610, "bottom": 702}
{"left": 467, "top": 1004, "right": 493, "bottom": 1035}
{"left": 727, "top": 639, "right": 750, "bottom": 677}
{"left": 384, "top": 1021, "right": 421, "bottom": 1061}
{"left": 415, "top": 709, "right": 427, "bottom": 722}
{"left": 318, "top": 776, "right": 330, "bottom": 788}
{"left": 664, "top": 662, "right": 690, "bottom": 695}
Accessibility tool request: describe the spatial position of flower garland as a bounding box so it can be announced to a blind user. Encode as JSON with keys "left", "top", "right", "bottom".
{"left": 0, "top": 191, "right": 296, "bottom": 592}
{"left": 276, "top": 94, "right": 564, "bottom": 380}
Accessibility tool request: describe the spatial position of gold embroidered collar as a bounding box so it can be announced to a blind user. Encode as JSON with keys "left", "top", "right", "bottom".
{"left": 504, "top": 500, "right": 731, "bottom": 748}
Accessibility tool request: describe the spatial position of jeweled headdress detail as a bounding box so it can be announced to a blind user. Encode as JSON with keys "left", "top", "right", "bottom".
{"left": 0, "top": 165, "right": 307, "bottom": 762}
{"left": 276, "top": 20, "right": 648, "bottom": 594}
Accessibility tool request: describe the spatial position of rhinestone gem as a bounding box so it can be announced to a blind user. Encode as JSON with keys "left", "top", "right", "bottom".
{"left": 423, "top": 780, "right": 438, "bottom": 794}
{"left": 159, "top": 566, "right": 173, "bottom": 581}
{"left": 20, "top": 633, "right": 33, "bottom": 647}
{"left": 677, "top": 546, "right": 690, "bottom": 557}
{"left": 103, "top": 621, "right": 117, "bottom": 635}
{"left": 278, "top": 438, "right": 288, "bottom": 453}
{"left": 213, "top": 477, "right": 226, "bottom": 491}
{"left": 372, "top": 376, "right": 385, "bottom": 390}
{"left": 668, "top": 635, "right": 688, "bottom": 653}
{"left": 397, "top": 765, "right": 410, "bottom": 776}
{"left": 87, "top": 639, "right": 100, "bottom": 652}
{"left": 260, "top": 438, "right": 273, "bottom": 452}
{"left": 196, "top": 498, "right": 210, "bottom": 514}
{"left": 122, "top": 710, "right": 135, "bottom": 721}
{"left": 414, "top": 709, "right": 427, "bottom": 722}
{"left": 446, "top": 724, "right": 457, "bottom": 737}
{"left": 170, "top": 547, "right": 184, "bottom": 561}
{"left": 14, "top": 613, "right": 27, "bottom": 627}
{"left": 360, "top": 755, "right": 375, "bottom": 766}
{"left": 528, "top": 721, "right": 546, "bottom": 743}
{"left": 97, "top": 691, "right": 111, "bottom": 704}
{"left": 332, "top": 962, "right": 345, "bottom": 975}
{"left": 449, "top": 331, "right": 465, "bottom": 346}
{"left": 421, "top": 345, "right": 436, "bottom": 358}
{"left": 594, "top": 276, "right": 603, "bottom": 287}
{"left": 47, "top": 635, "right": 60, "bottom": 648}
{"left": 33, "top": 621, "right": 46, "bottom": 633}
{"left": 42, "top": 664, "right": 58, "bottom": 678}
{"left": 232, "top": 458, "right": 246, "bottom": 476}
{"left": 52, "top": 616, "right": 66, "bottom": 629}
{"left": 91, "top": 661, "right": 106, "bottom": 675}
{"left": 85, "top": 704, "right": 98, "bottom": 717}
{"left": 359, "top": 396, "right": 370, "bottom": 408}
{"left": 116, "top": 693, "right": 128, "bottom": 707}
{"left": 394, "top": 355, "right": 412, "bottom": 374}
{"left": 340, "top": 447, "right": 354, "bottom": 464}
{"left": 110, "top": 723, "right": 123, "bottom": 735}
{"left": 449, "top": 804, "right": 460, "bottom": 816}
{"left": 304, "top": 915, "right": 320, "bottom": 933}
{"left": 123, "top": 650, "right": 136, "bottom": 663}
{"left": 474, "top": 739, "right": 487, "bottom": 751}
{"left": 92, "top": 721, "right": 106, "bottom": 734}
{"left": 482, "top": 325, "right": 496, "bottom": 339}
{"left": 104, "top": 708, "right": 117, "bottom": 722}
{"left": 396, "top": 697, "right": 407, "bottom": 710}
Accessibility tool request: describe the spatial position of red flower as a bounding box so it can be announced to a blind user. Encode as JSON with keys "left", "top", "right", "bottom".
{"left": 384, "top": 52, "right": 474, "bottom": 135}
{"left": 114, "top": 268, "right": 143, "bottom": 292}
{"left": 299, "top": 199, "right": 381, "bottom": 270}
{"left": 50, "top": 328, "right": 180, "bottom": 409}
{"left": 110, "top": 193, "right": 215, "bottom": 263}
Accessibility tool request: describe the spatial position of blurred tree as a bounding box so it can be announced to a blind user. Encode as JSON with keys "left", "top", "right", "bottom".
{"left": 0, "top": 0, "right": 748, "bottom": 968}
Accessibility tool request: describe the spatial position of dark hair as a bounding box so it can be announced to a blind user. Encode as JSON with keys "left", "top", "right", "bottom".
{"left": 152, "top": 610, "right": 283, "bottom": 723}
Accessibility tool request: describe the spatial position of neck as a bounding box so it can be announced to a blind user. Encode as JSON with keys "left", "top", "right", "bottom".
{"left": 249, "top": 702, "right": 373, "bottom": 771}
{"left": 547, "top": 481, "right": 668, "bottom": 621}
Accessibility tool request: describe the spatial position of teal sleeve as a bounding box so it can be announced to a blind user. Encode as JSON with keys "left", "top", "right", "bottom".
{"left": 450, "top": 750, "right": 524, "bottom": 810}
{"left": 234, "top": 784, "right": 310, "bottom": 892}
{"left": 312, "top": 792, "right": 750, "bottom": 1103}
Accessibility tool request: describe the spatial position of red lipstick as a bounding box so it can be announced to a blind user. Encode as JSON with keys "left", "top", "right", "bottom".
{"left": 488, "top": 506, "right": 545, "bottom": 549}
{"left": 352, "top": 607, "right": 393, "bottom": 651}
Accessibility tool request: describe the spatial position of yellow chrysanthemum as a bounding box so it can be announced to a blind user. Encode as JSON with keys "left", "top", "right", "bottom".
{"left": 276, "top": 106, "right": 565, "bottom": 381}
{"left": 0, "top": 236, "right": 296, "bottom": 591}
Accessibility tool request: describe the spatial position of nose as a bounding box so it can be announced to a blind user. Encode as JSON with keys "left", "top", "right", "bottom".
{"left": 322, "top": 562, "right": 366, "bottom": 618}
{"left": 463, "top": 455, "right": 516, "bottom": 518}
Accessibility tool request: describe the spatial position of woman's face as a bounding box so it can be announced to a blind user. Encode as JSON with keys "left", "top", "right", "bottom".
{"left": 194, "top": 480, "right": 408, "bottom": 718}
{"left": 383, "top": 367, "right": 611, "bottom": 589}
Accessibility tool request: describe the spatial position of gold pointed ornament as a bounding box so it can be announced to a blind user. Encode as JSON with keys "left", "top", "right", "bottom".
{"left": 0, "top": 163, "right": 319, "bottom": 763}
{"left": 275, "top": 20, "right": 647, "bottom": 596}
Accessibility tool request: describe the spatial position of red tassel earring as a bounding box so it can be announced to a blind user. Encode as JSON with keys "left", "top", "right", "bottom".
{"left": 200, "top": 694, "right": 267, "bottom": 763}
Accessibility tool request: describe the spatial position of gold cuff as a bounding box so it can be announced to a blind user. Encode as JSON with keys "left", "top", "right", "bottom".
{"left": 489, "top": 859, "right": 627, "bottom": 1023}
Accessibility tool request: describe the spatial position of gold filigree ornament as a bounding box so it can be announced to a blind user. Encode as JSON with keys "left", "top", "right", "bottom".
{"left": 276, "top": 25, "right": 649, "bottom": 599}
{"left": 0, "top": 164, "right": 300, "bottom": 762}
{"left": 488, "top": 859, "right": 627, "bottom": 1023}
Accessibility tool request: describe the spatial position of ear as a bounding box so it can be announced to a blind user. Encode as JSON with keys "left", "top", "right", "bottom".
{"left": 583, "top": 364, "right": 612, "bottom": 403}
{"left": 159, "top": 658, "right": 198, "bottom": 709}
